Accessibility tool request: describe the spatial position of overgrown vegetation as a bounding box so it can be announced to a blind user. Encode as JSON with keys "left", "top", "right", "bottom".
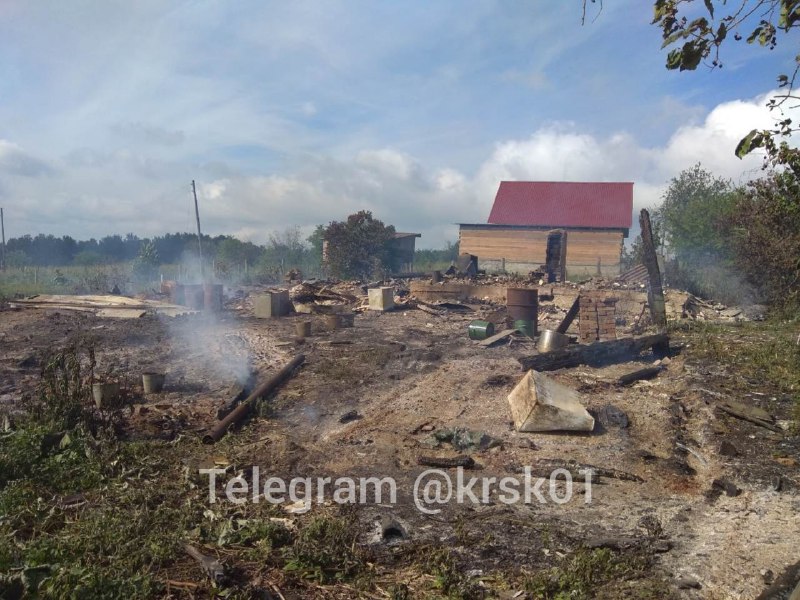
{"left": 625, "top": 164, "right": 800, "bottom": 313}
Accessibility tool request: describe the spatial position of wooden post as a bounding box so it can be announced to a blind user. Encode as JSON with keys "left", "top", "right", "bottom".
{"left": 0, "top": 207, "right": 5, "bottom": 271}
{"left": 639, "top": 209, "right": 667, "bottom": 330}
{"left": 191, "top": 180, "right": 204, "bottom": 281}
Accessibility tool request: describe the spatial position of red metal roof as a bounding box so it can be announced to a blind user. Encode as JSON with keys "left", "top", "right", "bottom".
{"left": 487, "top": 181, "right": 633, "bottom": 229}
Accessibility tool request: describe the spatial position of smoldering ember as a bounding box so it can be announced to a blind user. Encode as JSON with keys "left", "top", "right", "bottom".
{"left": 2, "top": 3, "right": 800, "bottom": 600}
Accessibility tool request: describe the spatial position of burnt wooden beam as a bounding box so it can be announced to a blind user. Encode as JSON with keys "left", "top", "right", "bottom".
{"left": 617, "top": 365, "right": 663, "bottom": 386}
{"left": 556, "top": 296, "right": 581, "bottom": 334}
{"left": 639, "top": 209, "right": 667, "bottom": 330}
{"left": 518, "top": 333, "right": 669, "bottom": 372}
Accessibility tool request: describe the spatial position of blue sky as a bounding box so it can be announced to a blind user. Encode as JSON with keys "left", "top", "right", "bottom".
{"left": 0, "top": 0, "right": 796, "bottom": 247}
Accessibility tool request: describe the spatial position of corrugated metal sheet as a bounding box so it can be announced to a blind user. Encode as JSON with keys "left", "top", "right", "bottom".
{"left": 616, "top": 264, "right": 649, "bottom": 284}
{"left": 487, "top": 181, "right": 633, "bottom": 229}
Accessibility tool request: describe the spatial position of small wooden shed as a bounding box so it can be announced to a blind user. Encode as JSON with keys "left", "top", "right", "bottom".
{"left": 458, "top": 181, "right": 633, "bottom": 277}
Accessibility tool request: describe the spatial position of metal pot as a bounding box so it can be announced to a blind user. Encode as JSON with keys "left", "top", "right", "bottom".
{"left": 537, "top": 329, "right": 570, "bottom": 353}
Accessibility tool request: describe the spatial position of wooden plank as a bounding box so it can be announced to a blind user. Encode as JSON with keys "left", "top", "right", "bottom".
{"left": 478, "top": 328, "right": 517, "bottom": 347}
{"left": 716, "top": 403, "right": 782, "bottom": 433}
{"left": 518, "top": 334, "right": 669, "bottom": 372}
{"left": 459, "top": 227, "right": 624, "bottom": 270}
{"left": 95, "top": 308, "right": 147, "bottom": 319}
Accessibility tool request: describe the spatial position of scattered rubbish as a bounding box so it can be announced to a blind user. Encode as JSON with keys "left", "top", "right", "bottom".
{"left": 428, "top": 428, "right": 500, "bottom": 452}
{"left": 536, "top": 329, "right": 569, "bottom": 353}
{"left": 518, "top": 333, "right": 670, "bottom": 372}
{"left": 453, "top": 253, "right": 478, "bottom": 277}
{"left": 10, "top": 294, "right": 194, "bottom": 318}
{"left": 617, "top": 365, "right": 663, "bottom": 386}
{"left": 710, "top": 478, "right": 741, "bottom": 498}
{"left": 142, "top": 372, "right": 166, "bottom": 394}
{"left": 417, "top": 455, "right": 475, "bottom": 469}
{"left": 531, "top": 458, "right": 643, "bottom": 482}
{"left": 716, "top": 400, "right": 781, "bottom": 433}
{"left": 415, "top": 301, "right": 445, "bottom": 317}
{"left": 584, "top": 536, "right": 670, "bottom": 553}
{"left": 675, "top": 577, "right": 702, "bottom": 590}
{"left": 339, "top": 410, "right": 362, "bottom": 424}
{"left": 203, "top": 354, "right": 306, "bottom": 444}
{"left": 718, "top": 440, "right": 739, "bottom": 457}
{"left": 467, "top": 320, "right": 495, "bottom": 340}
{"left": 183, "top": 543, "right": 226, "bottom": 585}
{"left": 508, "top": 370, "right": 595, "bottom": 432}
{"left": 434, "top": 301, "right": 473, "bottom": 312}
{"left": 596, "top": 405, "right": 629, "bottom": 429}
{"left": 676, "top": 442, "right": 708, "bottom": 466}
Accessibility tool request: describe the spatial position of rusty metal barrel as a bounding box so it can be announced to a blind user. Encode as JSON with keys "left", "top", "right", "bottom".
{"left": 203, "top": 283, "right": 223, "bottom": 312}
{"left": 506, "top": 288, "right": 538, "bottom": 335}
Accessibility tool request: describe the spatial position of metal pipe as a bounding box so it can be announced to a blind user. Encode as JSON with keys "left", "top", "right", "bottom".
{"left": 203, "top": 354, "right": 305, "bottom": 444}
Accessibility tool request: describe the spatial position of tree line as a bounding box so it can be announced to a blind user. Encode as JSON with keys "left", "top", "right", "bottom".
{"left": 2, "top": 217, "right": 460, "bottom": 283}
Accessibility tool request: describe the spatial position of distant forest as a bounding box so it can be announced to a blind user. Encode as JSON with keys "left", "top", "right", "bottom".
{"left": 2, "top": 230, "right": 458, "bottom": 280}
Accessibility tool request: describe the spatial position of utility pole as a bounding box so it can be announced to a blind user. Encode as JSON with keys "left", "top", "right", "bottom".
{"left": 1, "top": 208, "right": 5, "bottom": 272}
{"left": 191, "top": 180, "right": 204, "bottom": 280}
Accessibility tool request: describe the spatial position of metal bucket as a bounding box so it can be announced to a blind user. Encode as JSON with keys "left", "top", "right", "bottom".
{"left": 142, "top": 372, "right": 166, "bottom": 394}
{"left": 296, "top": 321, "right": 312, "bottom": 338}
{"left": 506, "top": 288, "right": 538, "bottom": 335}
{"left": 325, "top": 314, "right": 341, "bottom": 330}
{"left": 537, "top": 329, "right": 570, "bottom": 353}
{"left": 514, "top": 319, "right": 535, "bottom": 338}
{"left": 468, "top": 320, "right": 495, "bottom": 340}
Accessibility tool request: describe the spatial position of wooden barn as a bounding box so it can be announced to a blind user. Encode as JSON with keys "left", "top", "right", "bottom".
{"left": 458, "top": 181, "right": 633, "bottom": 277}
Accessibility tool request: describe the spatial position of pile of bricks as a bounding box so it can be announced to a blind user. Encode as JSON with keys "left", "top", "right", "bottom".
{"left": 579, "top": 293, "right": 618, "bottom": 342}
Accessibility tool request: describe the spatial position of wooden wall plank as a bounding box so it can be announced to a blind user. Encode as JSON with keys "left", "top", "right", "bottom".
{"left": 459, "top": 227, "right": 623, "bottom": 270}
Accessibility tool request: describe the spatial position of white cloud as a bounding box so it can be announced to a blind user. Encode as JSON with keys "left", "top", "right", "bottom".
{"left": 0, "top": 92, "right": 795, "bottom": 248}
{"left": 0, "top": 140, "right": 53, "bottom": 178}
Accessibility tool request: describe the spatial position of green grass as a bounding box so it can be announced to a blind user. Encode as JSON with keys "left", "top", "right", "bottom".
{"left": 677, "top": 319, "right": 800, "bottom": 427}
{"left": 521, "top": 547, "right": 669, "bottom": 600}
